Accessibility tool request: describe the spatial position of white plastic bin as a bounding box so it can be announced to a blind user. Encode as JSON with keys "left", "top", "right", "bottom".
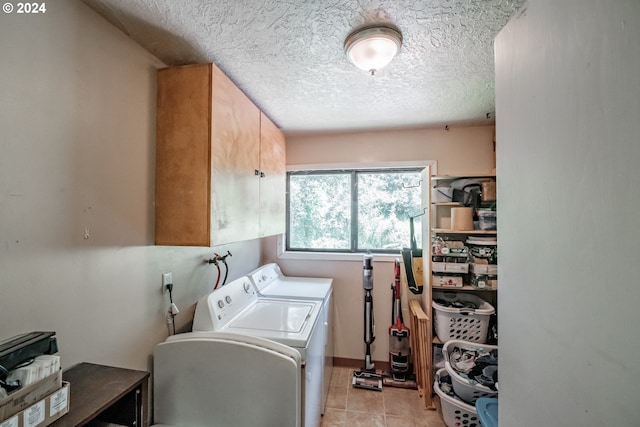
{"left": 476, "top": 210, "right": 496, "bottom": 230}
{"left": 432, "top": 187, "right": 453, "bottom": 203}
{"left": 432, "top": 291, "right": 495, "bottom": 343}
{"left": 443, "top": 340, "right": 498, "bottom": 404}
{"left": 434, "top": 368, "right": 480, "bottom": 427}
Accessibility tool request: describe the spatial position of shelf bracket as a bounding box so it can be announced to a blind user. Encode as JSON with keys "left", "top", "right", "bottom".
{"left": 402, "top": 179, "right": 422, "bottom": 189}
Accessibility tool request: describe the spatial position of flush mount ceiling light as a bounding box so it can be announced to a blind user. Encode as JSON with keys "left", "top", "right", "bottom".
{"left": 344, "top": 25, "right": 403, "bottom": 75}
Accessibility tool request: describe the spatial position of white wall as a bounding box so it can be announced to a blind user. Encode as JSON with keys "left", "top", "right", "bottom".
{"left": 265, "top": 126, "right": 496, "bottom": 363}
{"left": 0, "top": 0, "right": 261, "bottom": 373}
{"left": 495, "top": 1, "right": 640, "bottom": 425}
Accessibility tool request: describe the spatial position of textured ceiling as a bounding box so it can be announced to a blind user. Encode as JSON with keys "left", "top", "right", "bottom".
{"left": 82, "top": 0, "right": 525, "bottom": 133}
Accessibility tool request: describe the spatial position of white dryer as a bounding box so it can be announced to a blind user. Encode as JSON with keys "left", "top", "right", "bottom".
{"left": 248, "top": 263, "right": 334, "bottom": 413}
{"left": 153, "top": 332, "right": 302, "bottom": 427}
{"left": 192, "top": 276, "right": 324, "bottom": 427}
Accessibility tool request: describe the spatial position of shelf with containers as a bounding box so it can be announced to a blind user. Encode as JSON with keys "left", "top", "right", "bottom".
{"left": 427, "top": 174, "right": 498, "bottom": 401}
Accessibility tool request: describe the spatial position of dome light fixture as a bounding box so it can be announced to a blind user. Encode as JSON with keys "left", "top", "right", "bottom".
{"left": 344, "top": 25, "right": 403, "bottom": 75}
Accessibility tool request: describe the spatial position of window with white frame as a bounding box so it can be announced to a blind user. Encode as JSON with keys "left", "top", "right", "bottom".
{"left": 286, "top": 168, "right": 424, "bottom": 253}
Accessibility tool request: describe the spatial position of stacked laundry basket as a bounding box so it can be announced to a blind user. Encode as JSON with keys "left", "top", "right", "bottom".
{"left": 432, "top": 291, "right": 498, "bottom": 427}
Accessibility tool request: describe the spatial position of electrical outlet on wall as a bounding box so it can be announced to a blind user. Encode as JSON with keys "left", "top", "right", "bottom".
{"left": 162, "top": 272, "right": 173, "bottom": 294}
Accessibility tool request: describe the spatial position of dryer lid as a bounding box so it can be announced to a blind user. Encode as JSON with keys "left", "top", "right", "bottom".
{"left": 259, "top": 278, "right": 332, "bottom": 300}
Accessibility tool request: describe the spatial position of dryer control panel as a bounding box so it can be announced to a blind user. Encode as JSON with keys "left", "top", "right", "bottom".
{"left": 249, "top": 263, "right": 282, "bottom": 292}
{"left": 193, "top": 276, "right": 257, "bottom": 331}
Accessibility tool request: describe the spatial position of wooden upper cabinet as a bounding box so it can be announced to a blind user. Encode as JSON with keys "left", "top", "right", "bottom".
{"left": 259, "top": 112, "right": 286, "bottom": 237}
{"left": 210, "top": 65, "right": 261, "bottom": 244}
{"left": 155, "top": 63, "right": 285, "bottom": 246}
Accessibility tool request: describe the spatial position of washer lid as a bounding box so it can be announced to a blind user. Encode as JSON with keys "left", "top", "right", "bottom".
{"left": 222, "top": 298, "right": 322, "bottom": 349}
{"left": 230, "top": 300, "right": 314, "bottom": 333}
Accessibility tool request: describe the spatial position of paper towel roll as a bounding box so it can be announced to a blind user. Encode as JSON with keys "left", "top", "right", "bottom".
{"left": 451, "top": 207, "right": 474, "bottom": 231}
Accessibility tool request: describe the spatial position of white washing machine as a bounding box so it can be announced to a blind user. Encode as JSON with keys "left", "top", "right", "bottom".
{"left": 191, "top": 276, "right": 324, "bottom": 427}
{"left": 248, "top": 263, "right": 333, "bottom": 413}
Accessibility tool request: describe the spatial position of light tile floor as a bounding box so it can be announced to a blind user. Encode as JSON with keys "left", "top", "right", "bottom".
{"left": 320, "top": 366, "right": 447, "bottom": 427}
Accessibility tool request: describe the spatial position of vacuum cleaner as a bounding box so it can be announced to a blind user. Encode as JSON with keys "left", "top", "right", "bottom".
{"left": 352, "top": 253, "right": 383, "bottom": 391}
{"left": 383, "top": 259, "right": 417, "bottom": 389}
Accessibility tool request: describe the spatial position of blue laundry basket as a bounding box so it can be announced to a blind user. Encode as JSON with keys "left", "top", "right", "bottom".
{"left": 475, "top": 397, "right": 498, "bottom": 427}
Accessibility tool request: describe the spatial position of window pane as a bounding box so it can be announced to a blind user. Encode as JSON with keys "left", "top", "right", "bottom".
{"left": 288, "top": 174, "right": 351, "bottom": 250}
{"left": 357, "top": 172, "right": 422, "bottom": 251}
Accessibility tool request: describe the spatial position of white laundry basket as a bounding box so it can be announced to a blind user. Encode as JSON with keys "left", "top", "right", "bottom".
{"left": 434, "top": 368, "right": 480, "bottom": 427}
{"left": 443, "top": 340, "right": 498, "bottom": 404}
{"left": 432, "top": 291, "right": 495, "bottom": 343}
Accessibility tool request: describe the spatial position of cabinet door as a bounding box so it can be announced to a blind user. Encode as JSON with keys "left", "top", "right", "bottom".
{"left": 210, "top": 67, "right": 261, "bottom": 245}
{"left": 156, "top": 64, "right": 212, "bottom": 246}
{"left": 259, "top": 112, "right": 286, "bottom": 237}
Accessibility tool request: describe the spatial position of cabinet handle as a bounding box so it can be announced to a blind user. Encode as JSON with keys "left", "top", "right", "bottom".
{"left": 260, "top": 172, "right": 265, "bottom": 178}
{"left": 254, "top": 169, "right": 260, "bottom": 176}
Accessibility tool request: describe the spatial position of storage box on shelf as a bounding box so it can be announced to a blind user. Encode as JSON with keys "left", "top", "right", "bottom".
{"left": 431, "top": 257, "right": 469, "bottom": 274}
{"left": 1, "top": 382, "right": 70, "bottom": 427}
{"left": 432, "top": 274, "right": 464, "bottom": 288}
{"left": 469, "top": 257, "right": 498, "bottom": 290}
{"left": 443, "top": 340, "right": 498, "bottom": 404}
{"left": 0, "top": 332, "right": 69, "bottom": 427}
{"left": 0, "top": 370, "right": 63, "bottom": 421}
{"left": 469, "top": 262, "right": 498, "bottom": 276}
{"left": 470, "top": 274, "right": 498, "bottom": 290}
{"left": 431, "top": 238, "right": 497, "bottom": 291}
{"left": 476, "top": 209, "right": 497, "bottom": 230}
{"left": 432, "top": 238, "right": 468, "bottom": 289}
{"left": 431, "top": 186, "right": 453, "bottom": 203}
{"left": 467, "top": 236, "right": 498, "bottom": 290}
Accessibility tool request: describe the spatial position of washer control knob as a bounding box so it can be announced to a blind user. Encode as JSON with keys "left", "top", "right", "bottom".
{"left": 217, "top": 300, "right": 224, "bottom": 308}
{"left": 225, "top": 296, "right": 232, "bottom": 304}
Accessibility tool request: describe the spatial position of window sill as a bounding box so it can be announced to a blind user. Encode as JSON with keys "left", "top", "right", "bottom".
{"left": 277, "top": 250, "right": 402, "bottom": 262}
{"left": 274, "top": 235, "right": 405, "bottom": 262}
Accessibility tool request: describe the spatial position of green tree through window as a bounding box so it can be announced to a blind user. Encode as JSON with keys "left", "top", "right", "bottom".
{"left": 287, "top": 169, "right": 423, "bottom": 252}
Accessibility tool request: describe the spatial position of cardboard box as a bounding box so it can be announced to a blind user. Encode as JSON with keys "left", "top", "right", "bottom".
{"left": 470, "top": 263, "right": 498, "bottom": 275}
{"left": 432, "top": 262, "right": 469, "bottom": 274}
{"left": 432, "top": 274, "right": 463, "bottom": 288}
{"left": 0, "top": 382, "right": 69, "bottom": 427}
{"left": 0, "top": 371, "right": 61, "bottom": 420}
{"left": 470, "top": 274, "right": 498, "bottom": 290}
